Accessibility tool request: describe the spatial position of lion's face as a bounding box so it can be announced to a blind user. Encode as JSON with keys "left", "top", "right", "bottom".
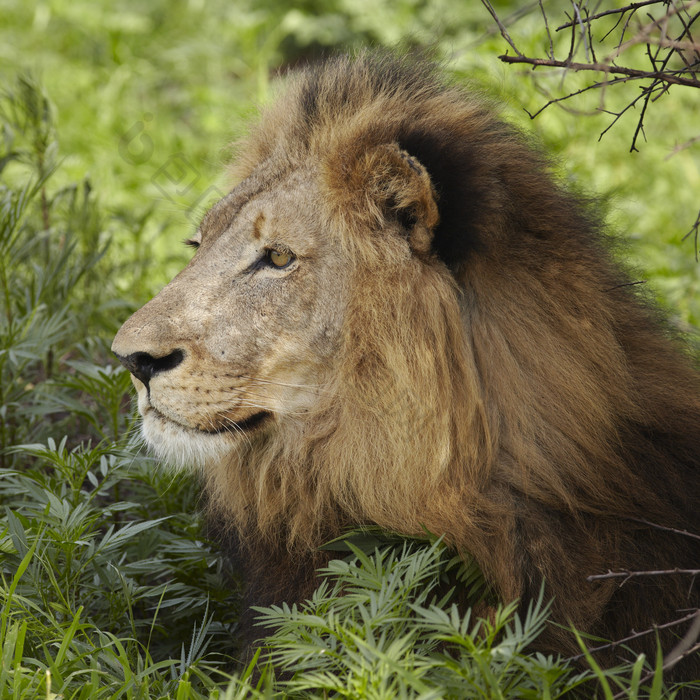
{"left": 112, "top": 167, "right": 348, "bottom": 468}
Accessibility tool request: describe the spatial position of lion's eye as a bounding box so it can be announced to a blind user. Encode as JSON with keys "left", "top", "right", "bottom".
{"left": 267, "top": 249, "right": 294, "bottom": 268}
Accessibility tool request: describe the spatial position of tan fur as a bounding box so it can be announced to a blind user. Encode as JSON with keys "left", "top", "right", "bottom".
{"left": 113, "top": 53, "right": 700, "bottom": 677}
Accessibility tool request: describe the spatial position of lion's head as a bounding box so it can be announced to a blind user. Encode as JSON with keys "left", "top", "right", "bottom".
{"left": 113, "top": 53, "right": 700, "bottom": 668}
{"left": 112, "top": 167, "right": 347, "bottom": 468}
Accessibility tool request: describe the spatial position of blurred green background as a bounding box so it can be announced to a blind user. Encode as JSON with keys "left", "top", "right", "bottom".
{"left": 2, "top": 0, "right": 699, "bottom": 326}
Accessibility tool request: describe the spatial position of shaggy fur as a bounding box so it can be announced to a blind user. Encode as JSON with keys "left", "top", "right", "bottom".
{"left": 114, "top": 53, "right": 700, "bottom": 681}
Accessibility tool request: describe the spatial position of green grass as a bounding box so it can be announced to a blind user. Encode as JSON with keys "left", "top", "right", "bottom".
{"left": 1, "top": 1, "right": 698, "bottom": 697}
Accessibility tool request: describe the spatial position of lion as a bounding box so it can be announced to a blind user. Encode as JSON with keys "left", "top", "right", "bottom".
{"left": 112, "top": 52, "right": 700, "bottom": 680}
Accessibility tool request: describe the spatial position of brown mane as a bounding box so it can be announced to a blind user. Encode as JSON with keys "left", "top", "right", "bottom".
{"left": 193, "top": 53, "right": 700, "bottom": 675}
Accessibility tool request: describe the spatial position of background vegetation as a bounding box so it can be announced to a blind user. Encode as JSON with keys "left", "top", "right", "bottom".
{"left": 1, "top": 0, "right": 698, "bottom": 697}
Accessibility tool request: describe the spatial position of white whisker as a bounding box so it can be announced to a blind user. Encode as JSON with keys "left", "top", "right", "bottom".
{"left": 240, "top": 375, "right": 328, "bottom": 394}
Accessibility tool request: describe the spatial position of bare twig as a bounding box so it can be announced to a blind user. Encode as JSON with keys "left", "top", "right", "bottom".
{"left": 610, "top": 611, "right": 700, "bottom": 698}
{"left": 666, "top": 133, "right": 700, "bottom": 157}
{"left": 572, "top": 2, "right": 591, "bottom": 62}
{"left": 604, "top": 280, "right": 647, "bottom": 292}
{"left": 682, "top": 208, "right": 700, "bottom": 260}
{"left": 596, "top": 82, "right": 664, "bottom": 146}
{"left": 483, "top": 1, "right": 700, "bottom": 270}
{"left": 480, "top": 0, "right": 523, "bottom": 56}
{"left": 569, "top": 609, "right": 700, "bottom": 662}
{"left": 523, "top": 73, "right": 644, "bottom": 120}
{"left": 488, "top": 0, "right": 700, "bottom": 169}
{"left": 539, "top": 1, "right": 554, "bottom": 59}
{"left": 614, "top": 2, "right": 698, "bottom": 57}
{"left": 497, "top": 55, "right": 700, "bottom": 89}
{"left": 587, "top": 568, "right": 700, "bottom": 584}
{"left": 616, "top": 7, "right": 640, "bottom": 49}
{"left": 556, "top": 1, "right": 666, "bottom": 31}
{"left": 630, "top": 517, "right": 700, "bottom": 541}
{"left": 663, "top": 610, "right": 700, "bottom": 671}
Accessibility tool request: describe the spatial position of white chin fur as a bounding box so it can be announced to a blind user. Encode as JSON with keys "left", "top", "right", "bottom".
{"left": 141, "top": 412, "right": 232, "bottom": 470}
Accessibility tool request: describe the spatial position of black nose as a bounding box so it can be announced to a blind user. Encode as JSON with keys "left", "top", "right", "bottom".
{"left": 114, "top": 349, "right": 184, "bottom": 387}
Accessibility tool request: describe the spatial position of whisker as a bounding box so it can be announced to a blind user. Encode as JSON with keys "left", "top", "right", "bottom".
{"left": 231, "top": 399, "right": 309, "bottom": 418}
{"left": 239, "top": 375, "right": 328, "bottom": 394}
{"left": 204, "top": 406, "right": 254, "bottom": 449}
{"left": 216, "top": 415, "right": 253, "bottom": 449}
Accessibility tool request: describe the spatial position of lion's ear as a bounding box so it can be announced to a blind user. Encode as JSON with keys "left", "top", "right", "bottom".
{"left": 341, "top": 142, "right": 440, "bottom": 255}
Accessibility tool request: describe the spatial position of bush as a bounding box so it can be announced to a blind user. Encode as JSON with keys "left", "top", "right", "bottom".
{"left": 1, "top": 76, "right": 240, "bottom": 699}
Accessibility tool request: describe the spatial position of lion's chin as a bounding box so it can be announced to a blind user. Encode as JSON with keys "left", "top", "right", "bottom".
{"left": 140, "top": 409, "right": 234, "bottom": 470}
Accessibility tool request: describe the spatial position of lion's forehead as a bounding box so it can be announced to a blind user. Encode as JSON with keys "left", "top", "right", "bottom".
{"left": 202, "top": 166, "right": 327, "bottom": 255}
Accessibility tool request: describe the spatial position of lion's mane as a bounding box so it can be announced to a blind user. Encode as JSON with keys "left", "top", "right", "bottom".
{"left": 209, "top": 53, "right": 699, "bottom": 670}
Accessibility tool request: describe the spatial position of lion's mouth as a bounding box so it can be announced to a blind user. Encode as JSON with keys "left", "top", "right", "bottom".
{"left": 208, "top": 410, "right": 272, "bottom": 434}
{"left": 147, "top": 406, "right": 272, "bottom": 435}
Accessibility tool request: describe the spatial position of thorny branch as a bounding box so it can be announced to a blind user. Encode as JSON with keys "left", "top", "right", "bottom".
{"left": 580, "top": 522, "right": 700, "bottom": 680}
{"left": 683, "top": 208, "right": 700, "bottom": 261}
{"left": 480, "top": 0, "right": 700, "bottom": 149}
{"left": 573, "top": 608, "right": 700, "bottom": 698}
{"left": 556, "top": 1, "right": 670, "bottom": 31}
{"left": 611, "top": 611, "right": 700, "bottom": 698}
{"left": 570, "top": 609, "right": 700, "bottom": 662}
{"left": 480, "top": 0, "right": 700, "bottom": 256}
{"left": 480, "top": 0, "right": 524, "bottom": 57}
{"left": 498, "top": 53, "right": 700, "bottom": 89}
{"left": 630, "top": 516, "right": 700, "bottom": 541}
{"left": 587, "top": 567, "right": 700, "bottom": 583}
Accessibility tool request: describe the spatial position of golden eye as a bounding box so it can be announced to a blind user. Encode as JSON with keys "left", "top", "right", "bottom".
{"left": 268, "top": 249, "right": 293, "bottom": 268}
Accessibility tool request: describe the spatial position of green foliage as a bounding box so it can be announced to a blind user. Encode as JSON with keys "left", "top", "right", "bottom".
{"left": 0, "top": 72, "right": 241, "bottom": 699}
{"left": 256, "top": 542, "right": 590, "bottom": 699}
{"left": 250, "top": 541, "right": 693, "bottom": 698}
{"left": 0, "top": 1, "right": 697, "bottom": 697}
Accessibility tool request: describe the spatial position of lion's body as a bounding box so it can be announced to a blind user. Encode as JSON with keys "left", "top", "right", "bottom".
{"left": 113, "top": 54, "right": 700, "bottom": 678}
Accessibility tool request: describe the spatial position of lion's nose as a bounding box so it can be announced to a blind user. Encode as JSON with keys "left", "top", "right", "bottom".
{"left": 114, "top": 349, "right": 185, "bottom": 388}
